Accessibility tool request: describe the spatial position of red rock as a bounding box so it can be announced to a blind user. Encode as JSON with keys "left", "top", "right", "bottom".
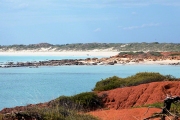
{"left": 98, "top": 81, "right": 180, "bottom": 109}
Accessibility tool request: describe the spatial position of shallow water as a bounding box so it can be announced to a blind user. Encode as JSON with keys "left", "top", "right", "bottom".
{"left": 0, "top": 55, "right": 102, "bottom": 64}
{"left": 0, "top": 56, "right": 180, "bottom": 110}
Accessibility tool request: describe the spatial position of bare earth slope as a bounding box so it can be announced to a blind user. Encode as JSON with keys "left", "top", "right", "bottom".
{"left": 88, "top": 81, "right": 180, "bottom": 120}
{"left": 98, "top": 81, "right": 180, "bottom": 109}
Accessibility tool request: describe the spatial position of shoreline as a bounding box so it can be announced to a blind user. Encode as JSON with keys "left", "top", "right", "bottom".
{"left": 0, "top": 51, "right": 180, "bottom": 66}
{"left": 126, "top": 60, "right": 180, "bottom": 65}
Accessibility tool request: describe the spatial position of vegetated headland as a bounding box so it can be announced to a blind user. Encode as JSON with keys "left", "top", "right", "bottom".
{"left": 1, "top": 72, "right": 180, "bottom": 120}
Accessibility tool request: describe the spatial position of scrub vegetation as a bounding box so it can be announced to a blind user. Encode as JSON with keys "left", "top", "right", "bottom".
{"left": 93, "top": 72, "right": 178, "bottom": 91}
{"left": 1, "top": 42, "right": 180, "bottom": 51}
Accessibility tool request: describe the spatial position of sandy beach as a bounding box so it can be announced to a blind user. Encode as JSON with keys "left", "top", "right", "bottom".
{"left": 127, "top": 59, "right": 180, "bottom": 65}
{"left": 0, "top": 51, "right": 180, "bottom": 65}
{"left": 0, "top": 51, "right": 120, "bottom": 57}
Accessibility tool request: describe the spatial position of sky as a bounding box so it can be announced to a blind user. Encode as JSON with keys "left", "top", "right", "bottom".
{"left": 0, "top": 0, "right": 180, "bottom": 45}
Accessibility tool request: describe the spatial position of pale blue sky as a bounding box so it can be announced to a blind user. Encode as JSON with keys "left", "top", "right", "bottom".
{"left": 0, "top": 0, "right": 180, "bottom": 45}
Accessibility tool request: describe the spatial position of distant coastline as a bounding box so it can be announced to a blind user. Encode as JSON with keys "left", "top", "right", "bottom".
{"left": 1, "top": 43, "right": 180, "bottom": 66}
{"left": 0, "top": 51, "right": 180, "bottom": 67}
{"left": 1, "top": 42, "right": 180, "bottom": 52}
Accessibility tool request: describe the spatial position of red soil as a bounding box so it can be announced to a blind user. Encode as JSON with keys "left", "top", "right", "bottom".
{"left": 89, "top": 108, "right": 161, "bottom": 120}
{"left": 88, "top": 81, "right": 180, "bottom": 120}
{"left": 98, "top": 81, "right": 180, "bottom": 109}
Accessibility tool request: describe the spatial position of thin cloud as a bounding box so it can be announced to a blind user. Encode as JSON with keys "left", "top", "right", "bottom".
{"left": 131, "top": 11, "right": 137, "bottom": 15}
{"left": 94, "top": 28, "right": 101, "bottom": 32}
{"left": 123, "top": 23, "right": 160, "bottom": 30}
{"left": 2, "top": 0, "right": 180, "bottom": 11}
{"left": 102, "top": 0, "right": 180, "bottom": 7}
{"left": 1, "top": 0, "right": 30, "bottom": 10}
{"left": 16, "top": 3, "right": 29, "bottom": 9}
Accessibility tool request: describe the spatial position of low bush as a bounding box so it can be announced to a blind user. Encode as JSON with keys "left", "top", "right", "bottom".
{"left": 71, "top": 92, "right": 103, "bottom": 111}
{"left": 93, "top": 76, "right": 125, "bottom": 91}
{"left": 2, "top": 105, "right": 99, "bottom": 120}
{"left": 41, "top": 107, "right": 99, "bottom": 120}
{"left": 119, "top": 51, "right": 144, "bottom": 56}
{"left": 125, "top": 72, "right": 166, "bottom": 87}
{"left": 52, "top": 92, "right": 103, "bottom": 112}
{"left": 2, "top": 92, "right": 102, "bottom": 120}
{"left": 149, "top": 52, "right": 162, "bottom": 56}
{"left": 93, "top": 72, "right": 177, "bottom": 91}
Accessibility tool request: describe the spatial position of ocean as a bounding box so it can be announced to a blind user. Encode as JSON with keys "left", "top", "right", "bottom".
{"left": 0, "top": 56, "right": 180, "bottom": 110}
{"left": 0, "top": 55, "right": 100, "bottom": 64}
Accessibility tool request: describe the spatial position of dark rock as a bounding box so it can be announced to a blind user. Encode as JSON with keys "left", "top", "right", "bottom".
{"left": 107, "top": 62, "right": 114, "bottom": 65}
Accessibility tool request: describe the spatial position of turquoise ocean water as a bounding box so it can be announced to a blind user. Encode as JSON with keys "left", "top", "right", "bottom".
{"left": 0, "top": 55, "right": 100, "bottom": 64}
{"left": 0, "top": 56, "right": 180, "bottom": 110}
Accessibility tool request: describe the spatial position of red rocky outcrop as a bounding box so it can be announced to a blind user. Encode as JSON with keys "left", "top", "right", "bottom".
{"left": 98, "top": 81, "right": 180, "bottom": 109}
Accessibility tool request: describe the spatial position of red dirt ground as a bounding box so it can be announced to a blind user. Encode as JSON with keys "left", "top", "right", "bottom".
{"left": 88, "top": 81, "right": 180, "bottom": 120}
{"left": 98, "top": 81, "right": 180, "bottom": 109}
{"left": 88, "top": 108, "right": 161, "bottom": 120}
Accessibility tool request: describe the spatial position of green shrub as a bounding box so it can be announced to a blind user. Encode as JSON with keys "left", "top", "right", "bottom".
{"left": 71, "top": 92, "right": 103, "bottom": 111}
{"left": 51, "top": 96, "right": 78, "bottom": 111}
{"left": 93, "top": 72, "right": 175, "bottom": 91}
{"left": 93, "top": 76, "right": 125, "bottom": 91}
{"left": 125, "top": 72, "right": 166, "bottom": 86}
{"left": 2, "top": 105, "right": 99, "bottom": 120}
{"left": 40, "top": 107, "right": 99, "bottom": 120}
{"left": 52, "top": 92, "right": 103, "bottom": 112}
{"left": 40, "top": 107, "right": 66, "bottom": 120}
{"left": 164, "top": 75, "right": 177, "bottom": 81}
{"left": 149, "top": 52, "right": 162, "bottom": 56}
{"left": 119, "top": 52, "right": 144, "bottom": 56}
{"left": 40, "top": 92, "right": 102, "bottom": 119}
